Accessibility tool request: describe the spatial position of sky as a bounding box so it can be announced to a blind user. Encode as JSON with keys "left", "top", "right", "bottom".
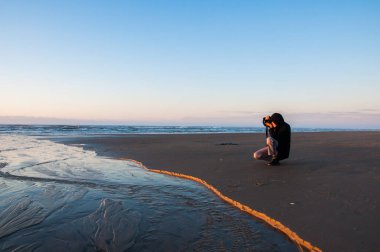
{"left": 1, "top": 0, "right": 379, "bottom": 128}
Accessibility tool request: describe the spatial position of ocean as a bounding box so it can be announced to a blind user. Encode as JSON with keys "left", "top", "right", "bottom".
{"left": 0, "top": 124, "right": 360, "bottom": 136}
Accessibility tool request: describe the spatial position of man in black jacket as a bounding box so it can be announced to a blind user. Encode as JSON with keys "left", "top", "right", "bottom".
{"left": 253, "top": 113, "right": 291, "bottom": 166}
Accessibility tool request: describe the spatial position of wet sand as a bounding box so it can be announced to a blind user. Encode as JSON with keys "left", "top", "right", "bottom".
{"left": 1, "top": 135, "right": 298, "bottom": 251}
{"left": 57, "top": 132, "right": 380, "bottom": 252}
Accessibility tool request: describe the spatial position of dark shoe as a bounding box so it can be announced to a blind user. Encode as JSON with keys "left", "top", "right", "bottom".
{"left": 267, "top": 158, "right": 280, "bottom": 166}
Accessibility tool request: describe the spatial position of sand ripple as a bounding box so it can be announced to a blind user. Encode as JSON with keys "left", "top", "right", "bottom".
{"left": 0, "top": 198, "right": 46, "bottom": 238}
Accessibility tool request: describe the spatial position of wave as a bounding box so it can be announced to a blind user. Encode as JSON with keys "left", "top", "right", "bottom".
{"left": 0, "top": 124, "right": 366, "bottom": 136}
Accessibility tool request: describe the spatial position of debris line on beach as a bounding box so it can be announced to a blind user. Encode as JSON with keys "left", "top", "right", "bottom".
{"left": 125, "top": 158, "right": 322, "bottom": 252}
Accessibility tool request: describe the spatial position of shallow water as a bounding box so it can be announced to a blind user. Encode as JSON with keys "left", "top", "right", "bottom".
{"left": 0, "top": 135, "right": 298, "bottom": 251}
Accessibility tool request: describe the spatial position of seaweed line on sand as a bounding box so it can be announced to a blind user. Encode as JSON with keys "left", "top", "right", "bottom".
{"left": 121, "top": 158, "right": 322, "bottom": 252}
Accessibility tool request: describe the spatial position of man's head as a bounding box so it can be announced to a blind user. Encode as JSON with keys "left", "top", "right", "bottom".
{"left": 263, "top": 113, "right": 285, "bottom": 128}
{"left": 270, "top": 113, "right": 285, "bottom": 128}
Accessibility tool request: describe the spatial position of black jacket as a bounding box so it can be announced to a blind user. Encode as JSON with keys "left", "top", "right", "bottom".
{"left": 269, "top": 113, "right": 291, "bottom": 160}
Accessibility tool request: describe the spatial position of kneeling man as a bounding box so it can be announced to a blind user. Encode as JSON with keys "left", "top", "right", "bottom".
{"left": 253, "top": 113, "right": 291, "bottom": 166}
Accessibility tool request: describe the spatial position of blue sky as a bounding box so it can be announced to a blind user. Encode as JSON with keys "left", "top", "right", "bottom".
{"left": 1, "top": 0, "right": 379, "bottom": 128}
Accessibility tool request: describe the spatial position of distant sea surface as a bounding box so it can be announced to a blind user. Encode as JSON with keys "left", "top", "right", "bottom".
{"left": 0, "top": 124, "right": 367, "bottom": 136}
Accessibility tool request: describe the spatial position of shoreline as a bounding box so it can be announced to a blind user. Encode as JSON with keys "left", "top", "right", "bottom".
{"left": 54, "top": 132, "right": 380, "bottom": 252}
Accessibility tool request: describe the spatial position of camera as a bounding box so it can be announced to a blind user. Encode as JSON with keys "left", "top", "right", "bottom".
{"left": 262, "top": 117, "right": 272, "bottom": 126}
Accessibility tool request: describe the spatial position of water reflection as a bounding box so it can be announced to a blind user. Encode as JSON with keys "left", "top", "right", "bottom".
{"left": 0, "top": 135, "right": 297, "bottom": 251}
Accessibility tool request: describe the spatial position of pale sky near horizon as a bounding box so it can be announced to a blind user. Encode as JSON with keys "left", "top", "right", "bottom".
{"left": 1, "top": 1, "right": 380, "bottom": 128}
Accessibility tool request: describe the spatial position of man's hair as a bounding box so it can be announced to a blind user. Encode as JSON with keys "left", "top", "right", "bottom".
{"left": 270, "top": 113, "right": 285, "bottom": 125}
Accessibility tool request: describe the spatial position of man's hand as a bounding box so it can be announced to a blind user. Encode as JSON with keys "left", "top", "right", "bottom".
{"left": 264, "top": 115, "right": 272, "bottom": 128}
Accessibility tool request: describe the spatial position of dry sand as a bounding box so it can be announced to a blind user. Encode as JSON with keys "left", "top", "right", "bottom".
{"left": 56, "top": 132, "right": 380, "bottom": 252}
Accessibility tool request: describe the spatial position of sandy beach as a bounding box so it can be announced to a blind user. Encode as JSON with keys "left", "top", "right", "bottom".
{"left": 56, "top": 132, "right": 380, "bottom": 252}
